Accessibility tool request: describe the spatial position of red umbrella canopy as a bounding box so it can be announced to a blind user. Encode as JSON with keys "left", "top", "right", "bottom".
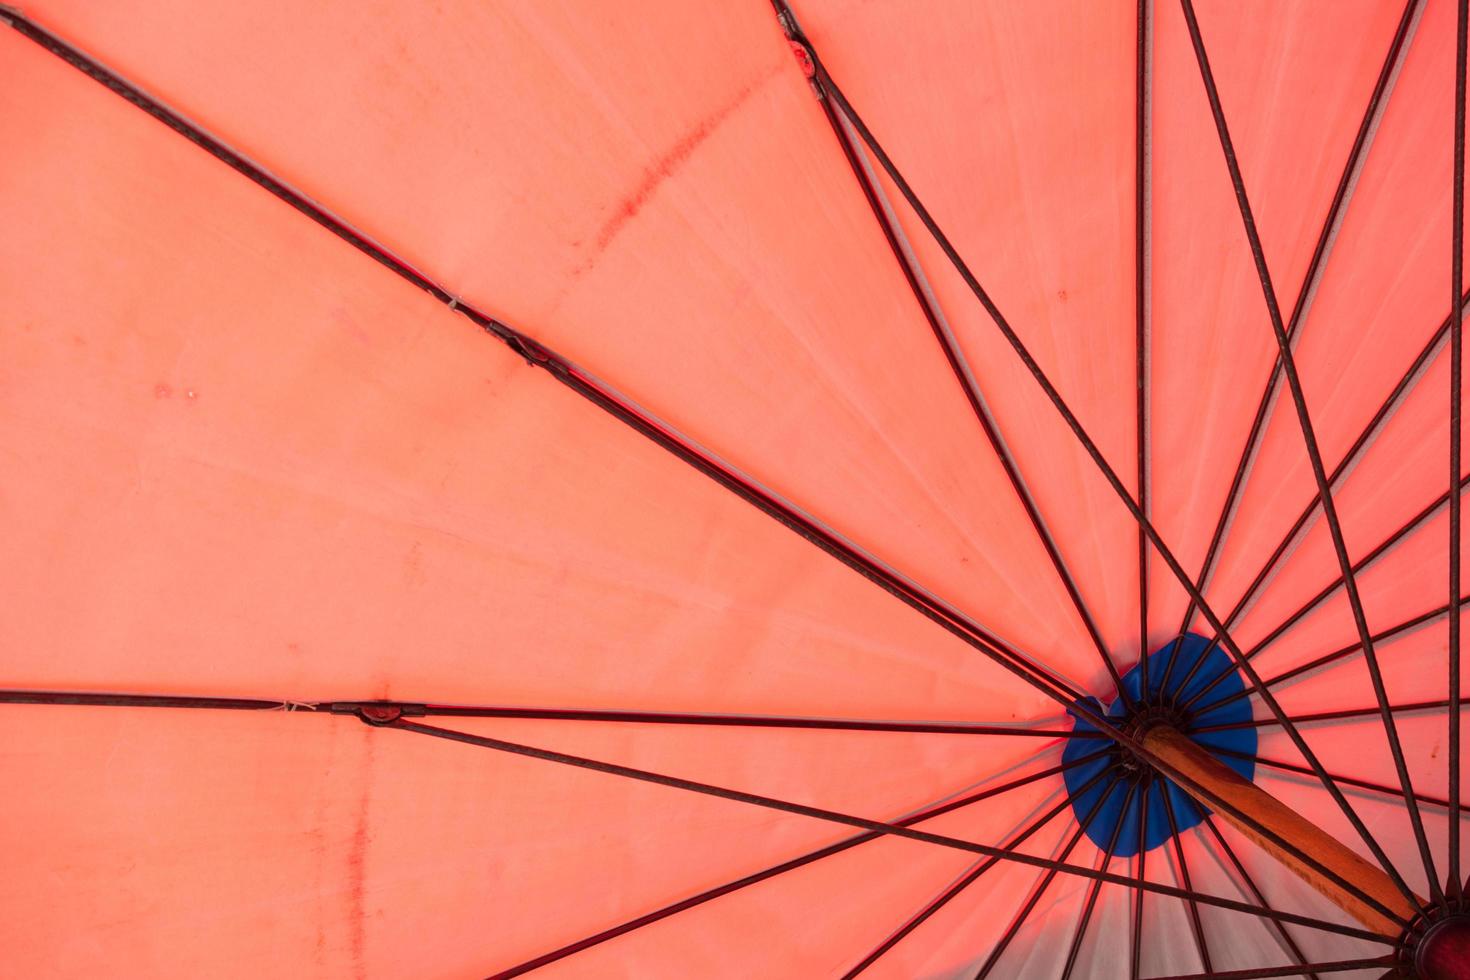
{"left": 2, "top": 1, "right": 1470, "bottom": 977}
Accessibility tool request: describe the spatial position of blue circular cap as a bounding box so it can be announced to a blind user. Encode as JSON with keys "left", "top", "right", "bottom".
{"left": 1061, "top": 633, "right": 1257, "bottom": 857}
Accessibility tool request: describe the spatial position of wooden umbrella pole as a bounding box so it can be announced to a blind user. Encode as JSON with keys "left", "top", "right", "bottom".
{"left": 1142, "top": 724, "right": 1419, "bottom": 937}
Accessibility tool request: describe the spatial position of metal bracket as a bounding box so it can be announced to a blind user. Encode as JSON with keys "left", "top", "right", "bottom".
{"left": 332, "top": 701, "right": 428, "bottom": 726}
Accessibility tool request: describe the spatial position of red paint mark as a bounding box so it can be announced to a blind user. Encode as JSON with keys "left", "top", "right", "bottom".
{"left": 347, "top": 813, "right": 367, "bottom": 970}
{"left": 153, "top": 383, "right": 172, "bottom": 399}
{"left": 402, "top": 540, "right": 426, "bottom": 587}
{"left": 585, "top": 72, "right": 772, "bottom": 264}
{"left": 332, "top": 305, "right": 373, "bottom": 347}
{"left": 789, "top": 40, "right": 816, "bottom": 79}
{"left": 346, "top": 737, "right": 374, "bottom": 975}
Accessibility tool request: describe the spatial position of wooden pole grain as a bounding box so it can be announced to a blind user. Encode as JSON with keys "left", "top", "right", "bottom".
{"left": 1142, "top": 724, "right": 1418, "bottom": 937}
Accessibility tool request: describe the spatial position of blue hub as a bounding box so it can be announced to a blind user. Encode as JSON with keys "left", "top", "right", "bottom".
{"left": 1062, "top": 633, "right": 1258, "bottom": 857}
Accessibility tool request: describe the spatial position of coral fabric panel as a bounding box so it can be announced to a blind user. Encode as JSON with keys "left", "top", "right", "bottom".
{"left": 14, "top": 0, "right": 1108, "bottom": 684}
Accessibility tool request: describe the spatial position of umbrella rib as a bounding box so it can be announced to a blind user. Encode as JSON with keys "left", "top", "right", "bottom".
{"left": 0, "top": 689, "right": 1102, "bottom": 737}
{"left": 1180, "top": 474, "right": 1470, "bottom": 714}
{"left": 1059, "top": 781, "right": 1140, "bottom": 980}
{"left": 490, "top": 750, "right": 1103, "bottom": 978}
{"left": 1194, "top": 698, "right": 1467, "bottom": 736}
{"left": 1147, "top": 958, "right": 1395, "bottom": 980}
{"left": 840, "top": 768, "right": 1114, "bottom": 979}
{"left": 1138, "top": 0, "right": 1154, "bottom": 699}
{"left": 415, "top": 706, "right": 1084, "bottom": 736}
{"left": 1132, "top": 791, "right": 1149, "bottom": 980}
{"left": 4, "top": 9, "right": 1418, "bottom": 930}
{"left": 1171, "top": 290, "right": 1468, "bottom": 704}
{"left": 1212, "top": 747, "right": 1470, "bottom": 813}
{"left": 772, "top": 1, "right": 1128, "bottom": 705}
{"left": 1201, "top": 817, "right": 1319, "bottom": 980}
{"left": 1451, "top": 0, "right": 1468, "bottom": 901}
{"left": 0, "top": 690, "right": 316, "bottom": 711}
{"left": 785, "top": 16, "right": 1414, "bottom": 906}
{"left": 1177, "top": 0, "right": 1439, "bottom": 901}
{"left": 1162, "top": 788, "right": 1214, "bottom": 973}
{"left": 386, "top": 718, "right": 1393, "bottom": 943}
{"left": 1155, "top": 0, "right": 1421, "bottom": 699}
{"left": 1198, "top": 592, "right": 1470, "bottom": 714}
{"left": 972, "top": 781, "right": 1122, "bottom": 980}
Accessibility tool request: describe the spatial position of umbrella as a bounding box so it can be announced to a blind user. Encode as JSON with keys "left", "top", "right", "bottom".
{"left": 3, "top": 0, "right": 1469, "bottom": 975}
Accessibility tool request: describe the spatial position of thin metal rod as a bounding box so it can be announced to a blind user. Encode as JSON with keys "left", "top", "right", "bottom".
{"left": 1148, "top": 959, "right": 1394, "bottom": 980}
{"left": 800, "top": 22, "right": 1415, "bottom": 908}
{"left": 1162, "top": 787, "right": 1213, "bottom": 973}
{"left": 1157, "top": 0, "right": 1420, "bottom": 699}
{"left": 1201, "top": 817, "right": 1319, "bottom": 980}
{"left": 1199, "top": 593, "right": 1470, "bottom": 714}
{"left": 1172, "top": 291, "right": 1467, "bottom": 703}
{"left": 0, "top": 689, "right": 1097, "bottom": 738}
{"left": 973, "top": 780, "right": 1121, "bottom": 979}
{"left": 841, "top": 767, "right": 1114, "bottom": 979}
{"left": 1132, "top": 782, "right": 1149, "bottom": 980}
{"left": 1212, "top": 746, "right": 1470, "bottom": 813}
{"left": 1177, "top": 0, "right": 1439, "bottom": 902}
{"left": 1182, "top": 472, "right": 1470, "bottom": 715}
{"left": 390, "top": 719, "right": 1393, "bottom": 942}
{"left": 1059, "top": 781, "right": 1140, "bottom": 980}
{"left": 1452, "top": 0, "right": 1468, "bottom": 901}
{"left": 493, "top": 752, "right": 1105, "bottom": 978}
{"left": 0, "top": 690, "right": 313, "bottom": 711}
{"left": 1137, "top": 0, "right": 1153, "bottom": 695}
{"left": 771, "top": 2, "right": 1129, "bottom": 705}
{"left": 420, "top": 704, "right": 1089, "bottom": 737}
{"left": 1193, "top": 698, "right": 1466, "bottom": 734}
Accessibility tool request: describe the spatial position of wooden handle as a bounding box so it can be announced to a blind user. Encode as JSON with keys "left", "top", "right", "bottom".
{"left": 1142, "top": 724, "right": 1416, "bottom": 936}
